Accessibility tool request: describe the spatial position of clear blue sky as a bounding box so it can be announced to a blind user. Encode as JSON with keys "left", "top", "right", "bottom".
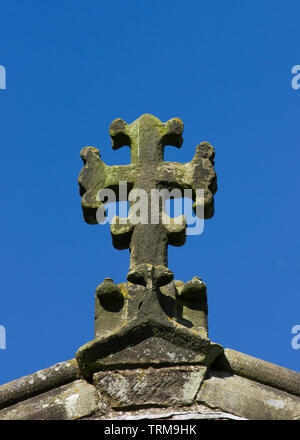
{"left": 1, "top": 1, "right": 300, "bottom": 384}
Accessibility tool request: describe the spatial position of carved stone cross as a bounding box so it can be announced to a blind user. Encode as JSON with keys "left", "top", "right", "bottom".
{"left": 79, "top": 114, "right": 217, "bottom": 288}
{"left": 76, "top": 114, "right": 219, "bottom": 377}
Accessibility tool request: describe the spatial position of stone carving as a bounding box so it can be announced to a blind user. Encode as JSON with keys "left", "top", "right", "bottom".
{"left": 76, "top": 114, "right": 220, "bottom": 378}
{"left": 79, "top": 113, "right": 216, "bottom": 286}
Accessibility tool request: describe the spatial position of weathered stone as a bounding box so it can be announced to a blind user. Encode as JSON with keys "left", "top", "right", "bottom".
{"left": 76, "top": 323, "right": 214, "bottom": 378}
{"left": 96, "top": 278, "right": 123, "bottom": 311}
{"left": 77, "top": 267, "right": 223, "bottom": 378}
{"left": 0, "top": 358, "right": 80, "bottom": 410}
{"left": 76, "top": 114, "right": 218, "bottom": 376}
{"left": 94, "top": 366, "right": 207, "bottom": 409}
{"left": 213, "top": 348, "right": 300, "bottom": 398}
{"left": 197, "top": 370, "right": 300, "bottom": 420}
{"left": 79, "top": 113, "right": 217, "bottom": 287}
{"left": 77, "top": 276, "right": 223, "bottom": 378}
{"left": 0, "top": 380, "right": 99, "bottom": 420}
{"left": 170, "top": 278, "right": 208, "bottom": 335}
{"left": 94, "top": 280, "right": 208, "bottom": 343}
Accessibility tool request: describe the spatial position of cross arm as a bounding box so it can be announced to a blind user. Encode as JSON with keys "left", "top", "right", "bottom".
{"left": 156, "top": 142, "right": 217, "bottom": 218}
{"left": 78, "top": 146, "right": 135, "bottom": 224}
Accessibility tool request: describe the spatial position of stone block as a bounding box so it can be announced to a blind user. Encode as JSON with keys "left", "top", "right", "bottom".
{"left": 0, "top": 379, "right": 99, "bottom": 420}
{"left": 94, "top": 366, "right": 207, "bottom": 409}
{"left": 197, "top": 370, "right": 300, "bottom": 420}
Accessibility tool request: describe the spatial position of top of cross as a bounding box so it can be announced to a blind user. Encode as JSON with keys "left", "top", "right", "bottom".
{"left": 78, "top": 114, "right": 217, "bottom": 287}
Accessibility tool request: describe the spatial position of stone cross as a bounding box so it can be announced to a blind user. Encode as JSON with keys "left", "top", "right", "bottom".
{"left": 78, "top": 114, "right": 217, "bottom": 288}
{"left": 76, "top": 114, "right": 219, "bottom": 377}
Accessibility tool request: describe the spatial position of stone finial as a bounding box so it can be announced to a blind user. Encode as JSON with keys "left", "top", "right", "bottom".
{"left": 76, "top": 114, "right": 219, "bottom": 378}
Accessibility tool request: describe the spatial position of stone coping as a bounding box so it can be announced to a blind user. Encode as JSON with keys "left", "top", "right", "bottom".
{"left": 0, "top": 358, "right": 81, "bottom": 410}
{"left": 213, "top": 348, "right": 300, "bottom": 398}
{"left": 0, "top": 346, "right": 299, "bottom": 412}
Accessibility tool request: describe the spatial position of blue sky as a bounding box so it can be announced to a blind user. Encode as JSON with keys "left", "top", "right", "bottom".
{"left": 0, "top": 1, "right": 300, "bottom": 384}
